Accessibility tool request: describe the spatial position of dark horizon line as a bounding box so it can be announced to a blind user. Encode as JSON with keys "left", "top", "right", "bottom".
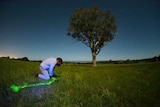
{"left": 1, "top": 55, "right": 160, "bottom": 62}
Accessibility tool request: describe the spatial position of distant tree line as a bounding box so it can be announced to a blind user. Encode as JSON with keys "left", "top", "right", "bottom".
{"left": 100, "top": 55, "right": 160, "bottom": 64}
{"left": 64, "top": 55, "right": 160, "bottom": 65}
{"left": 17, "top": 57, "right": 29, "bottom": 61}
{"left": 1, "top": 55, "right": 160, "bottom": 64}
{"left": 0, "top": 56, "right": 29, "bottom": 61}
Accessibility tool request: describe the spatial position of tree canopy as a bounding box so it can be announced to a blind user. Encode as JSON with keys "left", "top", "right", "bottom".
{"left": 67, "top": 5, "right": 117, "bottom": 66}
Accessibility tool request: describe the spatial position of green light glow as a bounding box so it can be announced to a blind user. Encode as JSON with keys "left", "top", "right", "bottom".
{"left": 10, "top": 77, "right": 60, "bottom": 92}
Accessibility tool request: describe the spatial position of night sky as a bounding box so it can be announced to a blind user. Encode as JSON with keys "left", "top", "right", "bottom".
{"left": 0, "top": 0, "right": 160, "bottom": 61}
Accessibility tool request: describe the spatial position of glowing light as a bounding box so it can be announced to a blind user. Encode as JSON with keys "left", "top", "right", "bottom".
{"left": 10, "top": 77, "right": 60, "bottom": 92}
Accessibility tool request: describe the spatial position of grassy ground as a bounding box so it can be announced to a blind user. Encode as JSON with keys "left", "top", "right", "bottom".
{"left": 0, "top": 58, "right": 160, "bottom": 107}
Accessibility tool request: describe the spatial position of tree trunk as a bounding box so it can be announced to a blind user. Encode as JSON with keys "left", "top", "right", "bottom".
{"left": 92, "top": 51, "right": 97, "bottom": 67}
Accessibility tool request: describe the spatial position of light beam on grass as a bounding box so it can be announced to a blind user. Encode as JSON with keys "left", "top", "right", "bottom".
{"left": 10, "top": 77, "right": 60, "bottom": 92}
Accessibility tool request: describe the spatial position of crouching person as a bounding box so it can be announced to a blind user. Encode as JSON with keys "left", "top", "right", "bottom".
{"left": 36, "top": 57, "right": 63, "bottom": 80}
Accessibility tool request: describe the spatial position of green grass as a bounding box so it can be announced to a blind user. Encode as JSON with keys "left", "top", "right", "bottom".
{"left": 0, "top": 58, "right": 160, "bottom": 107}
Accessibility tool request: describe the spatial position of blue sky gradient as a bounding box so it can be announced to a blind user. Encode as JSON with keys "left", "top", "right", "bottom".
{"left": 0, "top": 0, "right": 160, "bottom": 61}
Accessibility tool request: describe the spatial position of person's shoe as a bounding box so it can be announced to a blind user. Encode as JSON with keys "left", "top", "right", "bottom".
{"left": 35, "top": 72, "right": 39, "bottom": 77}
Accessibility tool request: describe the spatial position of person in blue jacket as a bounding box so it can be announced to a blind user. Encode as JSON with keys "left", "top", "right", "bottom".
{"left": 36, "top": 57, "right": 63, "bottom": 80}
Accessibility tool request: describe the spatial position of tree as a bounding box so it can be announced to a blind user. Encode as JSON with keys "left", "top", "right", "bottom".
{"left": 67, "top": 5, "right": 117, "bottom": 66}
{"left": 17, "top": 57, "right": 29, "bottom": 61}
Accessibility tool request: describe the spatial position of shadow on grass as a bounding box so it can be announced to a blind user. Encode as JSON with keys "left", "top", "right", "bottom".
{"left": 0, "top": 83, "right": 58, "bottom": 106}
{"left": 0, "top": 85, "right": 21, "bottom": 107}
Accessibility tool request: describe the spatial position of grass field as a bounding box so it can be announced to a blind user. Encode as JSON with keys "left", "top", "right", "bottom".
{"left": 0, "top": 58, "right": 160, "bottom": 107}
